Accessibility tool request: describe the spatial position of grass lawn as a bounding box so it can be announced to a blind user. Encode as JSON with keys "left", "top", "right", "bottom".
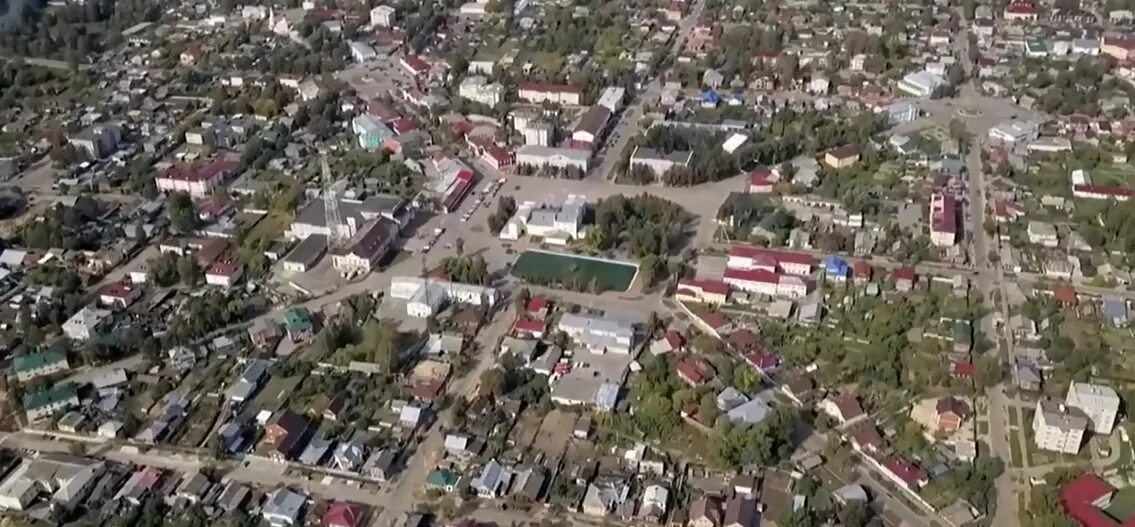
{"left": 1106, "top": 487, "right": 1135, "bottom": 522}
{"left": 1092, "top": 163, "right": 1135, "bottom": 187}
{"left": 511, "top": 249, "right": 638, "bottom": 292}
{"left": 1009, "top": 436, "right": 1025, "bottom": 468}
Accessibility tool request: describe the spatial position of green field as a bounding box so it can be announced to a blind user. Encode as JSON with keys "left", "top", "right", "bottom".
{"left": 511, "top": 250, "right": 638, "bottom": 293}
{"left": 1092, "top": 164, "right": 1135, "bottom": 187}
{"left": 1106, "top": 488, "right": 1135, "bottom": 522}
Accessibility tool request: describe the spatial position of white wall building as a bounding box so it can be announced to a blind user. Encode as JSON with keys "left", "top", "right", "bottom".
{"left": 1033, "top": 399, "right": 1088, "bottom": 454}
{"left": 500, "top": 195, "right": 587, "bottom": 243}
{"left": 516, "top": 145, "right": 591, "bottom": 172}
{"left": 897, "top": 70, "right": 945, "bottom": 98}
{"left": 458, "top": 76, "right": 504, "bottom": 107}
{"left": 1065, "top": 382, "right": 1120, "bottom": 434}
{"left": 390, "top": 277, "right": 497, "bottom": 318}
{"left": 558, "top": 313, "right": 635, "bottom": 354}
{"left": 1027, "top": 221, "right": 1059, "bottom": 247}
{"left": 370, "top": 5, "right": 395, "bottom": 27}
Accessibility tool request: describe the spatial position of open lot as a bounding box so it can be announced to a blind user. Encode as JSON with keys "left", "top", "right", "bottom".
{"left": 242, "top": 374, "right": 304, "bottom": 419}
{"left": 530, "top": 409, "right": 577, "bottom": 457}
{"left": 1106, "top": 487, "right": 1135, "bottom": 523}
{"left": 511, "top": 250, "right": 638, "bottom": 292}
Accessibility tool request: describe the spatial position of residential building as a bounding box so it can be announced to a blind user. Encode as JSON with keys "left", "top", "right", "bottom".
{"left": 935, "top": 397, "right": 970, "bottom": 432}
{"left": 824, "top": 146, "right": 860, "bottom": 169}
{"left": 571, "top": 105, "right": 612, "bottom": 146}
{"left": 723, "top": 497, "right": 758, "bottom": 527}
{"left": 400, "top": 55, "right": 431, "bottom": 77}
{"left": 225, "top": 360, "right": 269, "bottom": 403}
{"left": 881, "top": 457, "right": 929, "bottom": 490}
{"left": 351, "top": 114, "right": 394, "bottom": 151}
{"left": 348, "top": 41, "right": 376, "bottom": 63}
{"left": 12, "top": 349, "right": 70, "bottom": 382}
{"left": 675, "top": 278, "right": 729, "bottom": 305}
{"left": 472, "top": 459, "right": 512, "bottom": 498}
{"left": 597, "top": 86, "right": 625, "bottom": 112}
{"left": 69, "top": 123, "right": 122, "bottom": 159}
{"left": 1060, "top": 474, "right": 1130, "bottom": 527}
{"left": 262, "top": 488, "right": 306, "bottom": 527}
{"left": 517, "top": 82, "right": 582, "bottom": 105}
{"left": 458, "top": 76, "right": 504, "bottom": 107}
{"left": 1065, "top": 382, "right": 1120, "bottom": 434}
{"left": 558, "top": 313, "right": 635, "bottom": 354}
{"left": 1102, "top": 33, "right": 1135, "bottom": 61}
{"left": 24, "top": 384, "right": 79, "bottom": 421}
{"left": 370, "top": 5, "right": 394, "bottom": 26}
{"left": 929, "top": 193, "right": 957, "bottom": 247}
{"left": 723, "top": 268, "right": 807, "bottom": 298}
{"left": 1033, "top": 399, "right": 1088, "bottom": 454}
{"left": 988, "top": 120, "right": 1038, "bottom": 143}
{"left": 0, "top": 455, "right": 105, "bottom": 511}
{"left": 63, "top": 306, "right": 110, "bottom": 340}
{"left": 155, "top": 159, "right": 237, "bottom": 197}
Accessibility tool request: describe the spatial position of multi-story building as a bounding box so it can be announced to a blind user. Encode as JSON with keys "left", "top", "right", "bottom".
{"left": 1065, "top": 382, "right": 1120, "bottom": 434}
{"left": 288, "top": 194, "right": 409, "bottom": 241}
{"left": 351, "top": 114, "right": 394, "bottom": 151}
{"left": 516, "top": 145, "right": 591, "bottom": 172}
{"left": 69, "top": 123, "right": 123, "bottom": 160}
{"left": 1033, "top": 399, "right": 1088, "bottom": 454}
{"left": 369, "top": 5, "right": 395, "bottom": 26}
{"left": 330, "top": 218, "right": 399, "bottom": 276}
{"left": 155, "top": 159, "right": 237, "bottom": 197}
{"left": 24, "top": 385, "right": 79, "bottom": 421}
{"left": 726, "top": 246, "right": 815, "bottom": 276}
{"left": 390, "top": 277, "right": 497, "bottom": 318}
{"left": 1027, "top": 221, "right": 1059, "bottom": 247}
{"left": 12, "top": 350, "right": 70, "bottom": 382}
{"left": 458, "top": 76, "right": 504, "bottom": 107}
{"left": 629, "top": 146, "right": 692, "bottom": 179}
{"left": 499, "top": 195, "right": 587, "bottom": 243}
{"left": 517, "top": 82, "right": 582, "bottom": 105}
{"left": 929, "top": 193, "right": 957, "bottom": 247}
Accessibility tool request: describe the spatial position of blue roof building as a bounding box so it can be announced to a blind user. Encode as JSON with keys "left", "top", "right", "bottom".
{"left": 595, "top": 382, "right": 620, "bottom": 411}
{"left": 351, "top": 114, "right": 393, "bottom": 151}
{"left": 824, "top": 256, "right": 850, "bottom": 282}
{"left": 700, "top": 90, "right": 721, "bottom": 108}
{"left": 1104, "top": 297, "right": 1129, "bottom": 326}
{"left": 726, "top": 398, "right": 771, "bottom": 425}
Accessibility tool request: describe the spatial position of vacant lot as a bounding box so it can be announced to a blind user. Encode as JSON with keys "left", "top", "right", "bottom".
{"left": 242, "top": 374, "right": 305, "bottom": 419}
{"left": 1092, "top": 164, "right": 1135, "bottom": 188}
{"left": 511, "top": 250, "right": 638, "bottom": 293}
{"left": 531, "top": 409, "right": 577, "bottom": 457}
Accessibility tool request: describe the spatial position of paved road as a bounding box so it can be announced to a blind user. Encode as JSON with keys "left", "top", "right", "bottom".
{"left": 593, "top": 0, "right": 707, "bottom": 182}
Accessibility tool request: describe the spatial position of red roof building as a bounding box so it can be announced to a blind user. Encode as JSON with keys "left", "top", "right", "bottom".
{"left": 676, "top": 358, "right": 713, "bottom": 387}
{"left": 513, "top": 319, "right": 546, "bottom": 338}
{"left": 935, "top": 396, "right": 970, "bottom": 432}
{"left": 823, "top": 394, "right": 865, "bottom": 424}
{"left": 1060, "top": 474, "right": 1134, "bottom": 527}
{"left": 441, "top": 169, "right": 476, "bottom": 213}
{"left": 1054, "top": 285, "right": 1079, "bottom": 307}
{"left": 852, "top": 260, "right": 872, "bottom": 281}
{"left": 727, "top": 245, "right": 815, "bottom": 276}
{"left": 883, "top": 457, "right": 929, "bottom": 490}
{"left": 748, "top": 167, "right": 775, "bottom": 193}
{"left": 728, "top": 328, "right": 759, "bottom": 351}
{"left": 850, "top": 424, "right": 885, "bottom": 453}
{"left": 929, "top": 192, "right": 957, "bottom": 247}
{"left": 745, "top": 351, "right": 780, "bottom": 372}
{"left": 155, "top": 159, "right": 237, "bottom": 198}
{"left": 525, "top": 297, "right": 550, "bottom": 320}
{"left": 950, "top": 360, "right": 976, "bottom": 379}
{"left": 893, "top": 267, "right": 917, "bottom": 291}
{"left": 323, "top": 501, "right": 365, "bottom": 527}
{"left": 98, "top": 280, "right": 141, "bottom": 309}
{"left": 400, "top": 55, "right": 431, "bottom": 76}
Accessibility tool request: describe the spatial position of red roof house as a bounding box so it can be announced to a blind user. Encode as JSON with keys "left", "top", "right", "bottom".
{"left": 526, "top": 297, "right": 550, "bottom": 320}
{"left": 1054, "top": 285, "right": 1079, "bottom": 307}
{"left": 323, "top": 501, "right": 365, "bottom": 527}
{"left": 883, "top": 457, "right": 929, "bottom": 490}
{"left": 513, "top": 319, "right": 546, "bottom": 339}
{"left": 935, "top": 397, "right": 970, "bottom": 432}
{"left": 676, "top": 358, "right": 714, "bottom": 387}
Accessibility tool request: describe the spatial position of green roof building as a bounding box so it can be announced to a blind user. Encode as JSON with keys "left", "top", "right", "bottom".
{"left": 23, "top": 384, "right": 79, "bottom": 421}
{"left": 12, "top": 349, "right": 70, "bottom": 382}
{"left": 284, "top": 307, "right": 314, "bottom": 343}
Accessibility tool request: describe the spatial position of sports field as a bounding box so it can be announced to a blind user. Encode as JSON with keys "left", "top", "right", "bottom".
{"left": 511, "top": 250, "right": 638, "bottom": 293}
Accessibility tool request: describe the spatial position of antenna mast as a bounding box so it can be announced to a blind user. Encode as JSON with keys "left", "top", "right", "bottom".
{"left": 322, "top": 155, "right": 344, "bottom": 249}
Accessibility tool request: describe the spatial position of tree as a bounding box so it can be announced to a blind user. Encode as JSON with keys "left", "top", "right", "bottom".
{"left": 177, "top": 256, "right": 201, "bottom": 285}
{"left": 167, "top": 192, "right": 198, "bottom": 233}
{"left": 478, "top": 368, "right": 506, "bottom": 397}
{"left": 455, "top": 237, "right": 465, "bottom": 257}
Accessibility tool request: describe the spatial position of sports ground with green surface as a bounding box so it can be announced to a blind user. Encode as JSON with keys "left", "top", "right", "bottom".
{"left": 511, "top": 250, "right": 638, "bottom": 293}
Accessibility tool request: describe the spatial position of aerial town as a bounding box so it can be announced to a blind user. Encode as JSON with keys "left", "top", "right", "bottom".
{"left": 3, "top": 0, "right": 1135, "bottom": 526}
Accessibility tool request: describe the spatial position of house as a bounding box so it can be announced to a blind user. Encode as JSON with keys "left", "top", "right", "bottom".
{"left": 572, "top": 106, "right": 612, "bottom": 147}
{"left": 582, "top": 479, "right": 630, "bottom": 517}
{"left": 517, "top": 82, "right": 582, "bottom": 105}
{"left": 333, "top": 440, "right": 365, "bottom": 471}
{"left": 676, "top": 279, "right": 730, "bottom": 304}
{"left": 1059, "top": 473, "right": 1132, "bottom": 527}
{"left": 676, "top": 358, "right": 714, "bottom": 387}
{"left": 176, "top": 472, "right": 212, "bottom": 503}
{"left": 262, "top": 488, "right": 306, "bottom": 527}
{"left": 1054, "top": 285, "right": 1079, "bottom": 307}
{"left": 323, "top": 501, "right": 365, "bottom": 527}
{"left": 818, "top": 394, "right": 864, "bottom": 425}
{"left": 929, "top": 193, "right": 957, "bottom": 247}
{"left": 748, "top": 167, "right": 776, "bottom": 193}
{"left": 472, "top": 459, "right": 512, "bottom": 498}
{"left": 362, "top": 449, "right": 397, "bottom": 482}
{"left": 525, "top": 297, "right": 550, "bottom": 320}
{"left": 824, "top": 146, "right": 860, "bottom": 169}
{"left": 226, "top": 360, "right": 268, "bottom": 403}
{"left": 285, "top": 307, "right": 315, "bottom": 343}
{"left": 727, "top": 246, "right": 814, "bottom": 275}
{"left": 249, "top": 319, "right": 283, "bottom": 349}
{"left": 893, "top": 267, "right": 916, "bottom": 292}
{"left": 426, "top": 469, "right": 460, "bottom": 493}
{"left": 850, "top": 425, "right": 885, "bottom": 455}
{"left": 689, "top": 496, "right": 723, "bottom": 527}
{"left": 731, "top": 474, "right": 758, "bottom": 498}
{"left": 935, "top": 397, "right": 970, "bottom": 433}
{"left": 639, "top": 483, "right": 669, "bottom": 521}
{"left": 24, "top": 384, "right": 79, "bottom": 421}
{"left": 723, "top": 497, "right": 758, "bottom": 527}
{"left": 1028, "top": 221, "right": 1059, "bottom": 247}
{"left": 113, "top": 466, "right": 163, "bottom": 505}
{"left": 264, "top": 411, "right": 311, "bottom": 461}
{"left": 12, "top": 349, "right": 70, "bottom": 382}
{"left": 1103, "top": 297, "right": 1129, "bottom": 327}
{"left": 205, "top": 257, "right": 243, "bottom": 287}
{"left": 155, "top": 159, "right": 237, "bottom": 197}
{"left": 882, "top": 457, "right": 929, "bottom": 490}
{"left": 514, "top": 319, "right": 546, "bottom": 339}
{"left": 98, "top": 280, "right": 141, "bottom": 309}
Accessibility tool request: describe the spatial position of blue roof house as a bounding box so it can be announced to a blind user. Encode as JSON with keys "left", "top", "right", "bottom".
{"left": 1104, "top": 297, "right": 1129, "bottom": 327}
{"left": 824, "top": 256, "right": 850, "bottom": 282}
{"left": 700, "top": 90, "right": 721, "bottom": 108}
{"left": 351, "top": 114, "right": 393, "bottom": 151}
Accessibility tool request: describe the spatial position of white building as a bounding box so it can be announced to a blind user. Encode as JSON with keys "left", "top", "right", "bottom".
{"left": 62, "top": 306, "right": 110, "bottom": 341}
{"left": 516, "top": 145, "right": 591, "bottom": 172}
{"left": 500, "top": 195, "right": 586, "bottom": 243}
{"left": 370, "top": 5, "right": 395, "bottom": 27}
{"left": 155, "top": 159, "right": 236, "bottom": 198}
{"left": 1027, "top": 221, "right": 1059, "bottom": 247}
{"left": 517, "top": 82, "right": 582, "bottom": 105}
{"left": 1065, "top": 382, "right": 1120, "bottom": 434}
{"left": 1033, "top": 399, "right": 1088, "bottom": 454}
{"left": 390, "top": 277, "right": 497, "bottom": 318}
{"left": 458, "top": 76, "right": 504, "bottom": 107}
{"left": 558, "top": 313, "right": 635, "bottom": 354}
{"left": 989, "top": 120, "right": 1038, "bottom": 143}
{"left": 897, "top": 70, "right": 945, "bottom": 98}
{"left": 521, "top": 122, "right": 553, "bottom": 146}
{"left": 722, "top": 268, "right": 808, "bottom": 298}
{"left": 629, "top": 146, "right": 692, "bottom": 178}
{"left": 0, "top": 456, "right": 105, "bottom": 512}
{"left": 597, "top": 86, "right": 626, "bottom": 112}
{"left": 348, "top": 41, "right": 377, "bottom": 63}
